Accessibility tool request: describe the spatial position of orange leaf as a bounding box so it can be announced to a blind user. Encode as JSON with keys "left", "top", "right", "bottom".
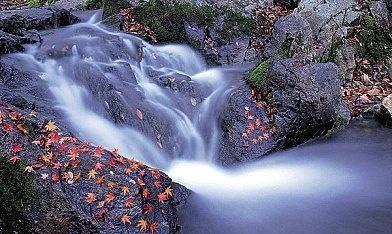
{"left": 16, "top": 124, "right": 28, "bottom": 134}
{"left": 93, "top": 146, "right": 104, "bottom": 157}
{"left": 142, "top": 188, "right": 149, "bottom": 199}
{"left": 158, "top": 193, "right": 167, "bottom": 203}
{"left": 107, "top": 181, "right": 116, "bottom": 188}
{"left": 105, "top": 192, "right": 115, "bottom": 203}
{"left": 121, "top": 214, "right": 131, "bottom": 224}
{"left": 137, "top": 219, "right": 148, "bottom": 232}
{"left": 125, "top": 197, "right": 134, "bottom": 208}
{"left": 85, "top": 193, "right": 97, "bottom": 204}
{"left": 121, "top": 186, "right": 130, "bottom": 195}
{"left": 96, "top": 176, "right": 105, "bottom": 184}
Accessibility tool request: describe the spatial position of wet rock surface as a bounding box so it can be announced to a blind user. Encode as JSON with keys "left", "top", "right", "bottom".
{"left": 0, "top": 103, "right": 190, "bottom": 233}
{"left": 219, "top": 59, "right": 350, "bottom": 165}
{"left": 0, "top": 6, "right": 80, "bottom": 55}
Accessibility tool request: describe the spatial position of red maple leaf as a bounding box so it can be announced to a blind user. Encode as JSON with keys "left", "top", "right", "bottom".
{"left": 150, "top": 222, "right": 158, "bottom": 234}
{"left": 142, "top": 188, "right": 149, "bottom": 199}
{"left": 143, "top": 203, "right": 153, "bottom": 214}
{"left": 3, "top": 123, "right": 14, "bottom": 132}
{"left": 93, "top": 146, "right": 104, "bottom": 157}
{"left": 11, "top": 142, "right": 23, "bottom": 153}
{"left": 125, "top": 197, "right": 134, "bottom": 208}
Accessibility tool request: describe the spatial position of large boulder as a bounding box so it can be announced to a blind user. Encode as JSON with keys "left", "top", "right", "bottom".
{"left": 264, "top": 0, "right": 362, "bottom": 80}
{"left": 0, "top": 7, "right": 80, "bottom": 55}
{"left": 219, "top": 59, "right": 350, "bottom": 165}
{"left": 374, "top": 95, "right": 392, "bottom": 128}
{"left": 0, "top": 103, "right": 190, "bottom": 233}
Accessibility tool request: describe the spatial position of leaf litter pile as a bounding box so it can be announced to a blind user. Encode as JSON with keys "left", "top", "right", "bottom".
{"left": 0, "top": 103, "right": 178, "bottom": 233}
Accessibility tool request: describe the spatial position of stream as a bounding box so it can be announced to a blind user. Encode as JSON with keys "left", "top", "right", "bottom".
{"left": 9, "top": 13, "right": 392, "bottom": 234}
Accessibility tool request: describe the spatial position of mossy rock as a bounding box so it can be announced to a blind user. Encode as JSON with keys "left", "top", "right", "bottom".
{"left": 356, "top": 15, "right": 392, "bottom": 65}
{"left": 82, "top": 0, "right": 103, "bottom": 10}
{"left": 250, "top": 60, "right": 271, "bottom": 89}
{"left": 0, "top": 152, "right": 35, "bottom": 232}
{"left": 28, "top": 0, "right": 58, "bottom": 7}
{"left": 132, "top": 0, "right": 215, "bottom": 43}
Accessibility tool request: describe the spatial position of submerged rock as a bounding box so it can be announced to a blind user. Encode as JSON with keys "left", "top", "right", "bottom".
{"left": 219, "top": 59, "right": 350, "bottom": 165}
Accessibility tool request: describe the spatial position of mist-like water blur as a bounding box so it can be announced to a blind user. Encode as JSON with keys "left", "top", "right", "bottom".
{"left": 11, "top": 13, "right": 392, "bottom": 233}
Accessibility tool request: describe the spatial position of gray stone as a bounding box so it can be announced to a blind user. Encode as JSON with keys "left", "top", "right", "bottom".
{"left": 375, "top": 94, "right": 392, "bottom": 128}
{"left": 219, "top": 59, "right": 350, "bottom": 165}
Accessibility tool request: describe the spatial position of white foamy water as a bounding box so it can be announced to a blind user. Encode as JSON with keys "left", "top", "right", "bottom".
{"left": 11, "top": 13, "right": 392, "bottom": 234}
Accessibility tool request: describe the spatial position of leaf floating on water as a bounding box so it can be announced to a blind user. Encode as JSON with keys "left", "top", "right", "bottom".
{"left": 191, "top": 97, "right": 197, "bottom": 106}
{"left": 136, "top": 109, "right": 143, "bottom": 120}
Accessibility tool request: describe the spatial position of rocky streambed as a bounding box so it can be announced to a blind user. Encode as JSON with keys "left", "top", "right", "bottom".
{"left": 0, "top": 0, "right": 391, "bottom": 233}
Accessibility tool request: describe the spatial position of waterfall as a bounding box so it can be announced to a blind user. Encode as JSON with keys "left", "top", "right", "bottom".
{"left": 12, "top": 13, "right": 392, "bottom": 234}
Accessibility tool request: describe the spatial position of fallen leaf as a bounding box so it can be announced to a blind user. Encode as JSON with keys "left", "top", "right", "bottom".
{"left": 164, "top": 186, "right": 173, "bottom": 197}
{"left": 85, "top": 193, "right": 97, "bottom": 204}
{"left": 45, "top": 121, "right": 58, "bottom": 131}
{"left": 137, "top": 219, "right": 148, "bottom": 232}
{"left": 121, "top": 214, "right": 131, "bottom": 224}
{"left": 9, "top": 156, "right": 21, "bottom": 164}
{"left": 105, "top": 192, "right": 115, "bottom": 203}
{"left": 191, "top": 97, "right": 197, "bottom": 106}
{"left": 11, "top": 143, "right": 23, "bottom": 153}
{"left": 88, "top": 169, "right": 98, "bottom": 179}
{"left": 136, "top": 109, "right": 143, "bottom": 120}
{"left": 121, "top": 186, "right": 130, "bottom": 195}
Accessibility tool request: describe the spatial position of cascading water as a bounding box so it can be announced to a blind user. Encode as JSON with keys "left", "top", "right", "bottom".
{"left": 11, "top": 13, "right": 392, "bottom": 233}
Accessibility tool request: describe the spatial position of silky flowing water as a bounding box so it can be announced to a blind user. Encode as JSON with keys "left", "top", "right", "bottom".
{"left": 9, "top": 14, "right": 392, "bottom": 233}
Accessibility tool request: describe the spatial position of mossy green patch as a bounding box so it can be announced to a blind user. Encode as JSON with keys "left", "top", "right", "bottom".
{"left": 356, "top": 15, "right": 392, "bottom": 64}
{"left": 81, "top": 0, "right": 103, "bottom": 10}
{"left": 220, "top": 10, "right": 256, "bottom": 41}
{"left": 250, "top": 60, "right": 271, "bottom": 89}
{"left": 132, "top": 0, "right": 215, "bottom": 43}
{"left": 28, "top": 0, "right": 57, "bottom": 7}
{"left": 0, "top": 151, "right": 35, "bottom": 232}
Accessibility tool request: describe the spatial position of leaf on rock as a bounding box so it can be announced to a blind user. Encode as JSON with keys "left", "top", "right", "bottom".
{"left": 136, "top": 109, "right": 143, "bottom": 120}
{"left": 121, "top": 214, "right": 131, "bottom": 224}
{"left": 45, "top": 121, "right": 58, "bottom": 131}
{"left": 137, "top": 219, "right": 148, "bottom": 232}
{"left": 85, "top": 193, "right": 97, "bottom": 204}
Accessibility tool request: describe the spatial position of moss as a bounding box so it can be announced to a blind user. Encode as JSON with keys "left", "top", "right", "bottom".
{"left": 275, "top": 37, "right": 294, "bottom": 59}
{"left": 102, "top": 0, "right": 129, "bottom": 18}
{"left": 250, "top": 60, "right": 271, "bottom": 89}
{"left": 132, "top": 0, "right": 216, "bottom": 43}
{"left": 220, "top": 10, "right": 256, "bottom": 41}
{"left": 356, "top": 15, "right": 392, "bottom": 64}
{"left": 0, "top": 151, "right": 35, "bottom": 232}
{"left": 82, "top": 0, "right": 103, "bottom": 10}
{"left": 28, "top": 0, "right": 57, "bottom": 7}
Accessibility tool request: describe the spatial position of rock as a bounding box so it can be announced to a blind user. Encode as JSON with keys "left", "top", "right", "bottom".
{"left": 219, "top": 59, "right": 350, "bottom": 165}
{"left": 370, "top": 1, "right": 391, "bottom": 28}
{"left": 0, "top": 30, "right": 25, "bottom": 54}
{"left": 375, "top": 94, "right": 392, "bottom": 127}
{"left": 0, "top": 7, "right": 80, "bottom": 56}
{"left": 0, "top": 7, "right": 80, "bottom": 34}
{"left": 264, "top": 0, "right": 363, "bottom": 80}
{"left": 0, "top": 104, "right": 190, "bottom": 233}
